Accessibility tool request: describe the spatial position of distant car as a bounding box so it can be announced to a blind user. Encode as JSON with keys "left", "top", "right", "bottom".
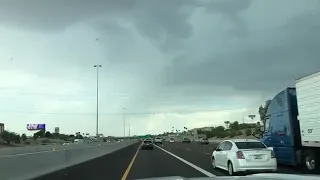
{"left": 63, "top": 141, "right": 70, "bottom": 145}
{"left": 154, "top": 137, "right": 163, "bottom": 144}
{"left": 199, "top": 138, "right": 209, "bottom": 145}
{"left": 141, "top": 139, "right": 154, "bottom": 150}
{"left": 182, "top": 138, "right": 191, "bottom": 143}
{"left": 211, "top": 139, "right": 277, "bottom": 175}
{"left": 169, "top": 138, "right": 175, "bottom": 143}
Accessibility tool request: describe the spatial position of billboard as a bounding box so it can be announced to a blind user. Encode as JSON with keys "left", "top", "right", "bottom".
{"left": 27, "top": 124, "right": 46, "bottom": 131}
{"left": 54, "top": 127, "right": 59, "bottom": 134}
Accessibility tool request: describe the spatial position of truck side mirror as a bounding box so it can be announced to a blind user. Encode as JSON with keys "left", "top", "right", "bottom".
{"left": 267, "top": 147, "right": 274, "bottom": 151}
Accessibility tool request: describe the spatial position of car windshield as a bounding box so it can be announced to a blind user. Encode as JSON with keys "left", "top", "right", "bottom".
{"left": 235, "top": 142, "right": 266, "bottom": 149}
{"left": 4, "top": 1, "right": 317, "bottom": 180}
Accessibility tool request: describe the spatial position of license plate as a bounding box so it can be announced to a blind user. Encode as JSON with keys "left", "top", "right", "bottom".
{"left": 254, "top": 155, "right": 262, "bottom": 159}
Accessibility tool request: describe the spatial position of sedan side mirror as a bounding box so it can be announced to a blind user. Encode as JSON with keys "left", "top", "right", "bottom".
{"left": 216, "top": 148, "right": 221, "bottom": 151}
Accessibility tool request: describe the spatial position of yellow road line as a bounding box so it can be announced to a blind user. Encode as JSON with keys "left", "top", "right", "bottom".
{"left": 121, "top": 143, "right": 141, "bottom": 180}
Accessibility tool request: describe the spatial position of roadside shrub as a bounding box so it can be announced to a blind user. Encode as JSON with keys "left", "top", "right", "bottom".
{"left": 21, "top": 133, "right": 27, "bottom": 141}
{"left": 229, "top": 131, "right": 237, "bottom": 137}
{"left": 237, "top": 131, "right": 243, "bottom": 136}
{"left": 245, "top": 129, "right": 252, "bottom": 136}
{"left": 25, "top": 141, "right": 31, "bottom": 145}
{"left": 14, "top": 134, "right": 21, "bottom": 143}
{"left": 41, "top": 139, "right": 50, "bottom": 144}
{"left": 1, "top": 130, "right": 19, "bottom": 145}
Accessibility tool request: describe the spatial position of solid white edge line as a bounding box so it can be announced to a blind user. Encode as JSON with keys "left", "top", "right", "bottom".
{"left": 154, "top": 144, "right": 216, "bottom": 177}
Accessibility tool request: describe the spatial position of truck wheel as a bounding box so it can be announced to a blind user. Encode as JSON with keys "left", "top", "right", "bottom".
{"left": 302, "top": 150, "right": 318, "bottom": 172}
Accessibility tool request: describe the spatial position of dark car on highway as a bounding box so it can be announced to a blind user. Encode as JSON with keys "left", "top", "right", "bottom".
{"left": 199, "top": 138, "right": 209, "bottom": 144}
{"left": 182, "top": 138, "right": 191, "bottom": 143}
{"left": 141, "top": 139, "right": 154, "bottom": 150}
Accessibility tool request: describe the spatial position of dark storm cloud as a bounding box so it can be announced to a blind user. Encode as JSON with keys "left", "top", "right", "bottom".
{"left": 205, "top": 0, "right": 253, "bottom": 37}
{"left": 162, "top": 10, "right": 320, "bottom": 94}
{"left": 205, "top": 0, "right": 253, "bottom": 17}
{"left": 0, "top": 0, "right": 197, "bottom": 39}
{"left": 130, "top": 0, "right": 197, "bottom": 52}
{"left": 0, "top": 0, "right": 137, "bottom": 32}
{"left": 2, "top": 0, "right": 319, "bottom": 99}
{"left": 0, "top": 0, "right": 201, "bottom": 55}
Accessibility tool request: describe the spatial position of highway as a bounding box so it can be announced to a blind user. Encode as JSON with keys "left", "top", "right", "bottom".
{"left": 0, "top": 141, "right": 136, "bottom": 180}
{"left": 31, "top": 141, "right": 309, "bottom": 180}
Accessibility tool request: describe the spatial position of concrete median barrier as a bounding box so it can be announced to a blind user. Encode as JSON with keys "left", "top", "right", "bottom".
{"left": 0, "top": 140, "right": 137, "bottom": 180}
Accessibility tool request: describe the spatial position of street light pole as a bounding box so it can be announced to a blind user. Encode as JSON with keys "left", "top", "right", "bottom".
{"left": 123, "top": 107, "right": 126, "bottom": 137}
{"left": 94, "top": 65, "right": 102, "bottom": 137}
{"left": 128, "top": 116, "right": 131, "bottom": 139}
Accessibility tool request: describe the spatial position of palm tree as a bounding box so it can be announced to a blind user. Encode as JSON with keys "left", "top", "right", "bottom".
{"left": 224, "top": 121, "right": 230, "bottom": 129}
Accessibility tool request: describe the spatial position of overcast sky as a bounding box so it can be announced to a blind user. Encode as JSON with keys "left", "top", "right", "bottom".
{"left": 1, "top": 0, "right": 320, "bottom": 136}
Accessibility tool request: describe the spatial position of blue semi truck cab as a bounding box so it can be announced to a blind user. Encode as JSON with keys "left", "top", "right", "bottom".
{"left": 260, "top": 83, "right": 320, "bottom": 172}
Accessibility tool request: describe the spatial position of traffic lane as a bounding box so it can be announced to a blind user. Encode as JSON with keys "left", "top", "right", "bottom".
{"left": 162, "top": 142, "right": 218, "bottom": 153}
{"left": 162, "top": 142, "right": 308, "bottom": 175}
{"left": 161, "top": 142, "right": 226, "bottom": 176}
{"left": 32, "top": 142, "right": 140, "bottom": 180}
{"left": 176, "top": 142, "right": 308, "bottom": 174}
{"left": 127, "top": 145, "right": 208, "bottom": 180}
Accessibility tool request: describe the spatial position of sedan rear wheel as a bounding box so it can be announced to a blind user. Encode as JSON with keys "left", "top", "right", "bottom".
{"left": 228, "top": 162, "right": 234, "bottom": 176}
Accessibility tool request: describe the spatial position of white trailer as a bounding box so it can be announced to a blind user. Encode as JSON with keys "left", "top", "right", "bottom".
{"left": 295, "top": 71, "right": 320, "bottom": 172}
{"left": 296, "top": 71, "right": 320, "bottom": 148}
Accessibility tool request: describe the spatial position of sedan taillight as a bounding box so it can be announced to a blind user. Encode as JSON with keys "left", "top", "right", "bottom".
{"left": 236, "top": 151, "right": 245, "bottom": 159}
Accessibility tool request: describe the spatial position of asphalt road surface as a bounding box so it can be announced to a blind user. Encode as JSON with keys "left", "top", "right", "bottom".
{"left": 33, "top": 141, "right": 312, "bottom": 180}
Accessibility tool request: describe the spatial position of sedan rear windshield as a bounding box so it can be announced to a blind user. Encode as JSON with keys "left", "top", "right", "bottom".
{"left": 144, "top": 140, "right": 152, "bottom": 143}
{"left": 235, "top": 142, "right": 266, "bottom": 149}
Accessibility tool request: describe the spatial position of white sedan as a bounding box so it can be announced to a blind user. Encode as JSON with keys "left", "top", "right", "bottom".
{"left": 211, "top": 139, "right": 277, "bottom": 175}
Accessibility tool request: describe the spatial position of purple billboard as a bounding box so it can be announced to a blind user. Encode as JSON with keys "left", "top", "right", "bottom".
{"left": 27, "top": 124, "right": 46, "bottom": 131}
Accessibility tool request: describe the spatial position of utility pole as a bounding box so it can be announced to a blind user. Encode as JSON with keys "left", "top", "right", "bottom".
{"left": 123, "top": 107, "right": 126, "bottom": 137}
{"left": 93, "top": 65, "right": 102, "bottom": 137}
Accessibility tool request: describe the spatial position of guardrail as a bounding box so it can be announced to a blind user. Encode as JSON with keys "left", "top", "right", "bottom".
{"left": 0, "top": 140, "right": 137, "bottom": 180}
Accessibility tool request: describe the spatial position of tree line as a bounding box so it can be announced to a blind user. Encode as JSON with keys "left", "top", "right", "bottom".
{"left": 0, "top": 129, "right": 83, "bottom": 145}
{"left": 197, "top": 121, "right": 260, "bottom": 139}
{"left": 197, "top": 100, "right": 272, "bottom": 139}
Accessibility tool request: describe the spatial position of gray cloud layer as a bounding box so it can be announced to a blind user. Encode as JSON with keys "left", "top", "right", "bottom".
{"left": 1, "top": 0, "right": 320, "bottom": 135}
